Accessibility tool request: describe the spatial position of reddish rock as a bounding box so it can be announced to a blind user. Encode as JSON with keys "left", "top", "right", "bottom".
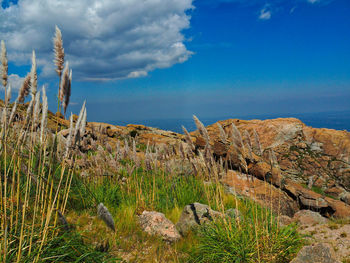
{"left": 139, "top": 211, "right": 181, "bottom": 243}
{"left": 325, "top": 187, "right": 344, "bottom": 198}
{"left": 324, "top": 197, "right": 350, "bottom": 219}
{"left": 222, "top": 170, "right": 298, "bottom": 217}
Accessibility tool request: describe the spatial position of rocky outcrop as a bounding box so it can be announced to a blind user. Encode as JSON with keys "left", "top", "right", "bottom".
{"left": 291, "top": 243, "right": 340, "bottom": 263}
{"left": 192, "top": 118, "right": 350, "bottom": 192}
{"left": 138, "top": 211, "right": 181, "bottom": 243}
{"left": 222, "top": 170, "right": 298, "bottom": 217}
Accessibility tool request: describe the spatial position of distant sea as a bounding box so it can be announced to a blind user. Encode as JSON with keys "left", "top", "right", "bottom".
{"left": 109, "top": 110, "right": 350, "bottom": 134}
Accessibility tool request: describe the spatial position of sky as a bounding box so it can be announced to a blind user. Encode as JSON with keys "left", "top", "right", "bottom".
{"left": 1, "top": 0, "right": 350, "bottom": 122}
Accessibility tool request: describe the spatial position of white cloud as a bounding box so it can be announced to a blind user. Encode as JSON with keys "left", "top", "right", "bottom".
{"left": 259, "top": 8, "right": 271, "bottom": 20}
{"left": 307, "top": 0, "right": 320, "bottom": 3}
{"left": 0, "top": 0, "right": 194, "bottom": 81}
{"left": 7, "top": 74, "right": 24, "bottom": 91}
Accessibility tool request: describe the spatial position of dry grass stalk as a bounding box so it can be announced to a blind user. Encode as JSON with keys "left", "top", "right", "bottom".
{"left": 18, "top": 73, "right": 31, "bottom": 103}
{"left": 53, "top": 26, "right": 65, "bottom": 77}
{"left": 1, "top": 40, "right": 8, "bottom": 87}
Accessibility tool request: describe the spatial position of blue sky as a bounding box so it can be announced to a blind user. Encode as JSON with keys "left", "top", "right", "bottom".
{"left": 1, "top": 0, "right": 350, "bottom": 122}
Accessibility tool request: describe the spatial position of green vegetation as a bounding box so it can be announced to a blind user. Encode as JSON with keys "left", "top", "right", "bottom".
{"left": 191, "top": 202, "right": 302, "bottom": 263}
{"left": 0, "top": 28, "right": 304, "bottom": 262}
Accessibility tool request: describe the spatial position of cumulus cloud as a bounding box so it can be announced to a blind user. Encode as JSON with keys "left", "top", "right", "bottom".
{"left": 6, "top": 74, "right": 24, "bottom": 91}
{"left": 0, "top": 0, "right": 194, "bottom": 81}
{"left": 259, "top": 7, "right": 271, "bottom": 20}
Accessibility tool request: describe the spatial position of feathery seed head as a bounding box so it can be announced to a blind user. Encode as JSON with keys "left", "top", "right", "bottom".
{"left": 217, "top": 122, "right": 227, "bottom": 142}
{"left": 59, "top": 61, "right": 69, "bottom": 102}
{"left": 230, "top": 123, "right": 243, "bottom": 149}
{"left": 5, "top": 84, "right": 11, "bottom": 105}
{"left": 30, "top": 50, "right": 37, "bottom": 97}
{"left": 18, "top": 74, "right": 31, "bottom": 103}
{"left": 62, "top": 68, "right": 72, "bottom": 114}
{"left": 53, "top": 26, "right": 65, "bottom": 77}
{"left": 1, "top": 40, "right": 8, "bottom": 88}
{"left": 193, "top": 115, "right": 210, "bottom": 143}
{"left": 182, "top": 125, "right": 195, "bottom": 151}
{"left": 79, "top": 107, "right": 87, "bottom": 136}
{"left": 252, "top": 129, "right": 262, "bottom": 156}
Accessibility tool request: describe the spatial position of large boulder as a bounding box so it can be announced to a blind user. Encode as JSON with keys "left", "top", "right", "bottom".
{"left": 176, "top": 203, "right": 222, "bottom": 236}
{"left": 139, "top": 211, "right": 181, "bottom": 243}
{"left": 291, "top": 243, "right": 340, "bottom": 263}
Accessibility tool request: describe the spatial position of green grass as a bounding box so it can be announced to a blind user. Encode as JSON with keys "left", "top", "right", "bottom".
{"left": 14, "top": 230, "right": 119, "bottom": 263}
{"left": 190, "top": 200, "right": 303, "bottom": 263}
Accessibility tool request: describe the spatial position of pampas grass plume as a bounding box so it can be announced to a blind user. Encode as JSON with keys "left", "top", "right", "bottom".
{"left": 18, "top": 74, "right": 31, "bottom": 103}
{"left": 53, "top": 25, "right": 65, "bottom": 77}
{"left": 1, "top": 40, "right": 8, "bottom": 88}
{"left": 5, "top": 84, "right": 11, "bottom": 105}
{"left": 30, "top": 51, "right": 37, "bottom": 97}
{"left": 193, "top": 115, "right": 210, "bottom": 143}
{"left": 182, "top": 125, "right": 195, "bottom": 151}
{"left": 217, "top": 122, "right": 227, "bottom": 142}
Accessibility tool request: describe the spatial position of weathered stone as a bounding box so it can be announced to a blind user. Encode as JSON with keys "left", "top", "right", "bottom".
{"left": 293, "top": 210, "right": 328, "bottom": 225}
{"left": 176, "top": 203, "right": 222, "bottom": 236}
{"left": 291, "top": 243, "right": 340, "bottom": 263}
{"left": 279, "top": 215, "right": 293, "bottom": 227}
{"left": 325, "top": 187, "right": 344, "bottom": 198}
{"left": 139, "top": 211, "right": 181, "bottom": 243}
